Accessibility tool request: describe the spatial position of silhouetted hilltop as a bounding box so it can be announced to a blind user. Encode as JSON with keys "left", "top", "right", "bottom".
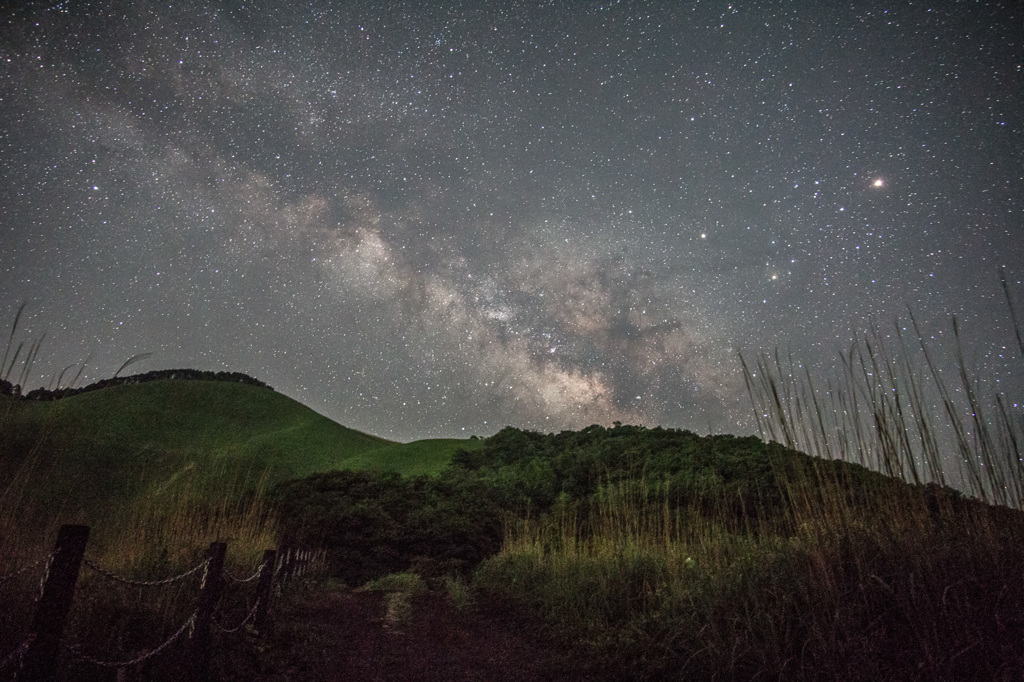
{"left": 0, "top": 368, "right": 270, "bottom": 401}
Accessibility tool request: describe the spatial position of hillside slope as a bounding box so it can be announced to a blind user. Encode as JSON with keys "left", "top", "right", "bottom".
{"left": 346, "top": 438, "right": 485, "bottom": 478}
{"left": 0, "top": 378, "right": 476, "bottom": 525}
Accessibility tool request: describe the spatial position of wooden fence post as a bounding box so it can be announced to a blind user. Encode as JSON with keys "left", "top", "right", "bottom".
{"left": 253, "top": 549, "right": 276, "bottom": 635}
{"left": 187, "top": 541, "right": 225, "bottom": 682}
{"left": 20, "top": 524, "right": 90, "bottom": 682}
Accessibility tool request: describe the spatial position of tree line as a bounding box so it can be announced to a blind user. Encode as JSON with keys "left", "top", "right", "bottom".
{"left": 272, "top": 423, "right": 920, "bottom": 585}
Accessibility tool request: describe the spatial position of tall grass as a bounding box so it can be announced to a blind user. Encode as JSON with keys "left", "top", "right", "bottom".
{"left": 1, "top": 306, "right": 85, "bottom": 561}
{"left": 741, "top": 272, "right": 1024, "bottom": 509}
{"left": 477, "top": 471, "right": 1024, "bottom": 679}
{"left": 0, "top": 310, "right": 280, "bottom": 677}
{"left": 0, "top": 459, "right": 279, "bottom": 676}
{"left": 476, "top": 275, "right": 1024, "bottom": 680}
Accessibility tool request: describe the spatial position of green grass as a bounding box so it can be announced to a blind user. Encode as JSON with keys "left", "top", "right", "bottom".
{"left": 0, "top": 379, "right": 482, "bottom": 530}
{"left": 343, "top": 437, "right": 485, "bottom": 477}
{"left": 2, "top": 379, "right": 390, "bottom": 474}
{"left": 362, "top": 571, "right": 428, "bottom": 594}
{"left": 0, "top": 380, "right": 386, "bottom": 529}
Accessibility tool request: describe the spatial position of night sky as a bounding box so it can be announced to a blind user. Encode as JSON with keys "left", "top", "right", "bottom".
{"left": 2, "top": 1, "right": 1022, "bottom": 442}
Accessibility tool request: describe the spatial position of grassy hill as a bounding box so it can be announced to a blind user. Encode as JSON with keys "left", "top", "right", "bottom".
{"left": 0, "top": 378, "right": 479, "bottom": 531}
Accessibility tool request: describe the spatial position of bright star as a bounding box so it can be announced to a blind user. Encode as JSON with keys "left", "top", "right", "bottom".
{"left": 872, "top": 178, "right": 885, "bottom": 188}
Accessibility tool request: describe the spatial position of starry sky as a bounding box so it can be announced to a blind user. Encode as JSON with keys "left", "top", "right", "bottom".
{"left": 1, "top": 1, "right": 1022, "bottom": 442}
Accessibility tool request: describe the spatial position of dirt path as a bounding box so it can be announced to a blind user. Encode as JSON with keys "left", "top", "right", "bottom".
{"left": 231, "top": 587, "right": 606, "bottom": 681}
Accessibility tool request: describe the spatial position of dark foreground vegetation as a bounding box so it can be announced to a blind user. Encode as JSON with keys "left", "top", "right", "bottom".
{"left": 274, "top": 424, "right": 1024, "bottom": 681}
{"left": 275, "top": 425, "right": 897, "bottom": 582}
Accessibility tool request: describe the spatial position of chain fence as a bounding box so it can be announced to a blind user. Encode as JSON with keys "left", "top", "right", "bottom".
{"left": 5, "top": 526, "right": 323, "bottom": 680}
{"left": 0, "top": 551, "right": 57, "bottom": 673}
{"left": 216, "top": 597, "right": 262, "bottom": 634}
{"left": 63, "top": 610, "right": 198, "bottom": 669}
{"left": 82, "top": 556, "right": 209, "bottom": 587}
{"left": 224, "top": 563, "right": 264, "bottom": 584}
{"left": 35, "top": 548, "right": 59, "bottom": 602}
{"left": 0, "top": 634, "right": 35, "bottom": 675}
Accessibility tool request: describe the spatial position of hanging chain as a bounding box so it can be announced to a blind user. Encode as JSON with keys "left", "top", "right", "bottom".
{"left": 81, "top": 557, "right": 208, "bottom": 587}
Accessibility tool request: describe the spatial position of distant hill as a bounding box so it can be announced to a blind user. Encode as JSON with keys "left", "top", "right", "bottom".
{"left": 0, "top": 376, "right": 481, "bottom": 527}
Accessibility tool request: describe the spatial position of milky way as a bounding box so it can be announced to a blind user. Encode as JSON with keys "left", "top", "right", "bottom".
{"left": 2, "top": 1, "right": 1022, "bottom": 441}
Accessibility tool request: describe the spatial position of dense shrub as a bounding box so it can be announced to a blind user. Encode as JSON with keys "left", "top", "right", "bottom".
{"left": 273, "top": 424, "right": 907, "bottom": 585}
{"left": 272, "top": 469, "right": 502, "bottom": 584}
{"left": 453, "top": 424, "right": 899, "bottom": 526}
